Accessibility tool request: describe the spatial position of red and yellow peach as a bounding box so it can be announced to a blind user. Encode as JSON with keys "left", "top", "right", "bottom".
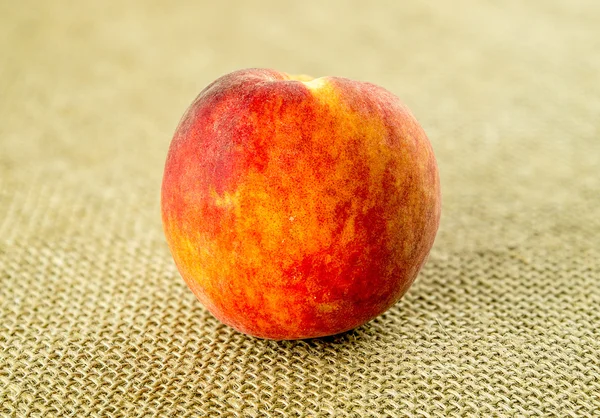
{"left": 161, "top": 68, "right": 440, "bottom": 340}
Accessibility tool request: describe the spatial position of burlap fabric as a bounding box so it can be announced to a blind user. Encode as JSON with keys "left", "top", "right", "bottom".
{"left": 1, "top": 1, "right": 599, "bottom": 416}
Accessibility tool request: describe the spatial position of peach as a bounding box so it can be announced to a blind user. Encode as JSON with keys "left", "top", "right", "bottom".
{"left": 161, "top": 68, "right": 441, "bottom": 340}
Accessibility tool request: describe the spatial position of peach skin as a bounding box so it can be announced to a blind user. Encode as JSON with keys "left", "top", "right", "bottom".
{"left": 161, "top": 68, "right": 441, "bottom": 340}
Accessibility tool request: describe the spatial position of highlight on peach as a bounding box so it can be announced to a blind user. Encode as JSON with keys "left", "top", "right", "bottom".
{"left": 161, "top": 68, "right": 441, "bottom": 340}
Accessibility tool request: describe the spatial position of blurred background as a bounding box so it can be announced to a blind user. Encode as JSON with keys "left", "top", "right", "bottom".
{"left": 1, "top": 1, "right": 599, "bottom": 416}
{"left": 2, "top": 0, "right": 598, "bottom": 252}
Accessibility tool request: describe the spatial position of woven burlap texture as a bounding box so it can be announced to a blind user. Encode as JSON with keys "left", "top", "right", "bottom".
{"left": 1, "top": 1, "right": 599, "bottom": 417}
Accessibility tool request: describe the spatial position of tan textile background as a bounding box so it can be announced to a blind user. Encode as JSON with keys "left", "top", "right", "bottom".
{"left": 1, "top": 0, "right": 599, "bottom": 416}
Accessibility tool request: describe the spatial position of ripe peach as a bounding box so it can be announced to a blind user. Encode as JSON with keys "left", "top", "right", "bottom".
{"left": 161, "top": 68, "right": 441, "bottom": 340}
